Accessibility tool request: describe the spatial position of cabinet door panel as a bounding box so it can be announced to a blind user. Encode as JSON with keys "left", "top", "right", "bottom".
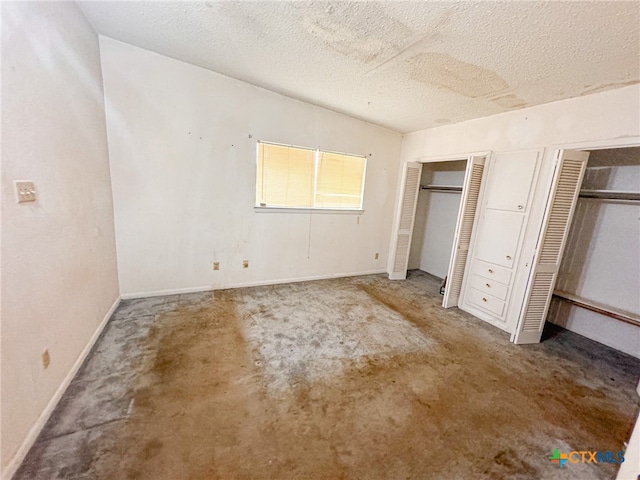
{"left": 475, "top": 211, "right": 524, "bottom": 268}
{"left": 484, "top": 151, "right": 539, "bottom": 212}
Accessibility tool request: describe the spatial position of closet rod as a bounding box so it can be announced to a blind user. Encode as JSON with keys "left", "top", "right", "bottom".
{"left": 579, "top": 189, "right": 640, "bottom": 202}
{"left": 553, "top": 290, "right": 640, "bottom": 328}
{"left": 420, "top": 185, "right": 463, "bottom": 193}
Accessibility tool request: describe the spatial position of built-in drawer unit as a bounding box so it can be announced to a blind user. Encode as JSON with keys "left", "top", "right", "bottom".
{"left": 467, "top": 288, "right": 506, "bottom": 317}
{"left": 460, "top": 149, "right": 544, "bottom": 333}
{"left": 471, "top": 260, "right": 511, "bottom": 286}
{"left": 469, "top": 274, "right": 509, "bottom": 301}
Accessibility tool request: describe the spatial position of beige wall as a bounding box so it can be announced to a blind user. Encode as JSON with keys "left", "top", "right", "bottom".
{"left": 1, "top": 2, "right": 119, "bottom": 477}
{"left": 100, "top": 37, "right": 402, "bottom": 298}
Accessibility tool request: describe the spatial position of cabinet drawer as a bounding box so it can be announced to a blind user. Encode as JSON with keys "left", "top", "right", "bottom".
{"left": 470, "top": 274, "right": 509, "bottom": 301}
{"left": 471, "top": 260, "right": 512, "bottom": 286}
{"left": 468, "top": 288, "right": 506, "bottom": 317}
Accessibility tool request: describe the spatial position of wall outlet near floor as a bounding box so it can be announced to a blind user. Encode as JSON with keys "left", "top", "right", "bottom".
{"left": 243, "top": 260, "right": 249, "bottom": 268}
{"left": 15, "top": 180, "right": 37, "bottom": 203}
{"left": 375, "top": 253, "right": 379, "bottom": 260}
{"left": 213, "top": 262, "right": 220, "bottom": 271}
{"left": 42, "top": 349, "right": 50, "bottom": 369}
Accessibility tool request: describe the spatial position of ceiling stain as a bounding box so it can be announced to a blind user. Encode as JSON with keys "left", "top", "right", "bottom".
{"left": 365, "top": 12, "right": 453, "bottom": 76}
{"left": 490, "top": 93, "right": 529, "bottom": 110}
{"left": 408, "top": 52, "right": 509, "bottom": 98}
{"left": 408, "top": 52, "right": 529, "bottom": 110}
{"left": 580, "top": 80, "right": 640, "bottom": 96}
{"left": 297, "top": 3, "right": 414, "bottom": 65}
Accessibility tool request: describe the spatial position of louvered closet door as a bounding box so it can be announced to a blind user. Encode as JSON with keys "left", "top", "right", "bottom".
{"left": 389, "top": 162, "right": 423, "bottom": 280}
{"left": 443, "top": 155, "right": 486, "bottom": 308}
{"left": 512, "top": 149, "right": 589, "bottom": 344}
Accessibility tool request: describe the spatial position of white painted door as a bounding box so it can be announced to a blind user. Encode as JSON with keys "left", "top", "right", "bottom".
{"left": 389, "top": 162, "right": 422, "bottom": 280}
{"left": 443, "top": 155, "right": 486, "bottom": 308}
{"left": 512, "top": 149, "right": 590, "bottom": 344}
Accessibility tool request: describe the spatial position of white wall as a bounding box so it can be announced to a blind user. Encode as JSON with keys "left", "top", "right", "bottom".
{"left": 409, "top": 162, "right": 466, "bottom": 278}
{"left": 400, "top": 84, "right": 640, "bottom": 356}
{"left": 1, "top": 2, "right": 119, "bottom": 477}
{"left": 402, "top": 85, "right": 640, "bottom": 159}
{"left": 99, "top": 37, "right": 402, "bottom": 297}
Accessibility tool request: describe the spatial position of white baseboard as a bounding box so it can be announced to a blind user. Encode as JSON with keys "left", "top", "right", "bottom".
{"left": 2, "top": 296, "right": 121, "bottom": 480}
{"left": 120, "top": 284, "right": 214, "bottom": 300}
{"left": 120, "top": 270, "right": 388, "bottom": 300}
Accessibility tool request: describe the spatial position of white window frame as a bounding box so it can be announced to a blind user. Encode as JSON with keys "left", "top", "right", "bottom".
{"left": 254, "top": 141, "right": 367, "bottom": 214}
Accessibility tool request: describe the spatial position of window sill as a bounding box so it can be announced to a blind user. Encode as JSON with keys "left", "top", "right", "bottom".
{"left": 254, "top": 206, "right": 364, "bottom": 215}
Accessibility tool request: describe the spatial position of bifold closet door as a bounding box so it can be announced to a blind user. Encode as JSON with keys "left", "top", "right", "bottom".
{"left": 512, "top": 149, "right": 590, "bottom": 344}
{"left": 443, "top": 155, "right": 486, "bottom": 308}
{"left": 389, "top": 162, "right": 422, "bottom": 280}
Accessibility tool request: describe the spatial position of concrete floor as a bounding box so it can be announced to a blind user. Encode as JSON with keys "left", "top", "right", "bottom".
{"left": 15, "top": 271, "right": 640, "bottom": 479}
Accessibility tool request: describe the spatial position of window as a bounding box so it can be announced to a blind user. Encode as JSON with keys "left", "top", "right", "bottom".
{"left": 256, "top": 141, "right": 367, "bottom": 210}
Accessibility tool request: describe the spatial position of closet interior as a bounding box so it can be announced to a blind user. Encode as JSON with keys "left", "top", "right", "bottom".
{"left": 408, "top": 160, "right": 467, "bottom": 285}
{"left": 547, "top": 146, "right": 640, "bottom": 353}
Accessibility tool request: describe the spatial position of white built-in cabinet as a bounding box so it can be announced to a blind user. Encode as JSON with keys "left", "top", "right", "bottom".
{"left": 459, "top": 150, "right": 542, "bottom": 332}
{"left": 389, "top": 148, "right": 589, "bottom": 346}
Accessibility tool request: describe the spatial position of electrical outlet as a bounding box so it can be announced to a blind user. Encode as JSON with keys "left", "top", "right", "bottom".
{"left": 243, "top": 260, "right": 249, "bottom": 269}
{"left": 42, "top": 349, "right": 50, "bottom": 369}
{"left": 213, "top": 262, "right": 220, "bottom": 271}
{"left": 15, "top": 181, "right": 36, "bottom": 203}
{"left": 375, "top": 253, "right": 379, "bottom": 260}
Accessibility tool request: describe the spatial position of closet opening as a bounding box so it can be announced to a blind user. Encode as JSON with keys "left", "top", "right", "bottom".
{"left": 546, "top": 146, "right": 640, "bottom": 355}
{"left": 388, "top": 154, "right": 485, "bottom": 307}
{"left": 408, "top": 160, "right": 467, "bottom": 292}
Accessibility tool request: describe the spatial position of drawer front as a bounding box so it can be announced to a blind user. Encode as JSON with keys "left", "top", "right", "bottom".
{"left": 468, "top": 288, "right": 506, "bottom": 317}
{"left": 470, "top": 274, "right": 509, "bottom": 301}
{"left": 471, "top": 260, "right": 512, "bottom": 286}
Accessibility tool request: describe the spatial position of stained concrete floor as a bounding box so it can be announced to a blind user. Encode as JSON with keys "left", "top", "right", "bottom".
{"left": 15, "top": 271, "right": 640, "bottom": 479}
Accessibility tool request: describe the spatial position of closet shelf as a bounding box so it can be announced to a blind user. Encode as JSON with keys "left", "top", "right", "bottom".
{"left": 420, "top": 184, "right": 463, "bottom": 193}
{"left": 579, "top": 189, "right": 640, "bottom": 202}
{"left": 553, "top": 290, "right": 640, "bottom": 327}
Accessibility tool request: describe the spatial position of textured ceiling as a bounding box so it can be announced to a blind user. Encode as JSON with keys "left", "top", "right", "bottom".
{"left": 78, "top": 1, "right": 640, "bottom": 133}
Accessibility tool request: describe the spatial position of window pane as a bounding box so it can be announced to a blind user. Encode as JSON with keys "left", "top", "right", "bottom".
{"left": 257, "top": 143, "right": 315, "bottom": 207}
{"left": 315, "top": 152, "right": 366, "bottom": 209}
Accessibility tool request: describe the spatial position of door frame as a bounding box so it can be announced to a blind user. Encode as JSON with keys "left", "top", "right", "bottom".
{"left": 387, "top": 150, "right": 490, "bottom": 284}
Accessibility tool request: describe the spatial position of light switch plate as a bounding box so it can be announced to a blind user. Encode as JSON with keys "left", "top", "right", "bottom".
{"left": 15, "top": 181, "right": 36, "bottom": 203}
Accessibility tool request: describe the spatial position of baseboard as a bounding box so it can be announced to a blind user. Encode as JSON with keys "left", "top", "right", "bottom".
{"left": 120, "top": 285, "right": 213, "bottom": 300}
{"left": 2, "top": 296, "right": 121, "bottom": 480}
{"left": 120, "top": 270, "right": 388, "bottom": 299}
